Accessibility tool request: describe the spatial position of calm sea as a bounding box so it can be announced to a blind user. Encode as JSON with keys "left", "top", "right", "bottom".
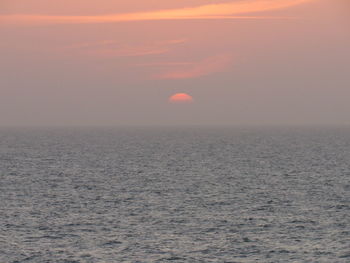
{"left": 0, "top": 127, "right": 349, "bottom": 262}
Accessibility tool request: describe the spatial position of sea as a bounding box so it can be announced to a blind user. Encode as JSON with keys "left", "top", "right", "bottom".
{"left": 0, "top": 127, "right": 349, "bottom": 262}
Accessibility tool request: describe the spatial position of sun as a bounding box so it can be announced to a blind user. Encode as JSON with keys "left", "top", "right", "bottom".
{"left": 169, "top": 93, "right": 194, "bottom": 103}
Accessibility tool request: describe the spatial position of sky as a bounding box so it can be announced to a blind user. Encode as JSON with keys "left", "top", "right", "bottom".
{"left": 0, "top": 0, "right": 349, "bottom": 126}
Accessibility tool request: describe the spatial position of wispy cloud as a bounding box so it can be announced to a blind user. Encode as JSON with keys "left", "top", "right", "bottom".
{"left": 61, "top": 38, "right": 187, "bottom": 58}
{"left": 62, "top": 40, "right": 121, "bottom": 50}
{"left": 85, "top": 47, "right": 170, "bottom": 57}
{"left": 155, "top": 39, "right": 188, "bottom": 45}
{"left": 153, "top": 54, "right": 233, "bottom": 80}
{"left": 0, "top": 0, "right": 314, "bottom": 25}
{"left": 135, "top": 62, "right": 196, "bottom": 67}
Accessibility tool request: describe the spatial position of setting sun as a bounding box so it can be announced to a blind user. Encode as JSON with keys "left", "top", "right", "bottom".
{"left": 169, "top": 93, "right": 194, "bottom": 103}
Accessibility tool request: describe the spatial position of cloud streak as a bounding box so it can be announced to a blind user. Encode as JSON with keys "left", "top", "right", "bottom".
{"left": 135, "top": 62, "right": 196, "bottom": 67}
{"left": 61, "top": 39, "right": 186, "bottom": 58}
{"left": 154, "top": 54, "right": 233, "bottom": 80}
{"left": 85, "top": 47, "right": 169, "bottom": 57}
{"left": 1, "top": 0, "right": 314, "bottom": 25}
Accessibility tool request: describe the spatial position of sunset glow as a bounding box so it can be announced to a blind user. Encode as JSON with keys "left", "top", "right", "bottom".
{"left": 1, "top": 1, "right": 349, "bottom": 261}
{"left": 0, "top": 0, "right": 349, "bottom": 126}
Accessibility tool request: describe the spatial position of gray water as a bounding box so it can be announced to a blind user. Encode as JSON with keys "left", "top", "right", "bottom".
{"left": 0, "top": 127, "right": 349, "bottom": 262}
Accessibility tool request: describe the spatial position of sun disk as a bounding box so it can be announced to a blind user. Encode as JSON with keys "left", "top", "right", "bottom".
{"left": 169, "top": 93, "right": 194, "bottom": 103}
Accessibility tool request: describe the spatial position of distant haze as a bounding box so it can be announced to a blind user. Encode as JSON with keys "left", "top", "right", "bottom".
{"left": 0, "top": 0, "right": 349, "bottom": 126}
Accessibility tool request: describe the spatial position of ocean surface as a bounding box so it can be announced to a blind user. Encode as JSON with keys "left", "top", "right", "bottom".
{"left": 0, "top": 127, "right": 349, "bottom": 263}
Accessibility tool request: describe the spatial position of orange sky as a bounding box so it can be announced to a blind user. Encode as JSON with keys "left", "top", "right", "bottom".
{"left": 0, "top": 0, "right": 349, "bottom": 126}
{"left": 1, "top": 0, "right": 313, "bottom": 24}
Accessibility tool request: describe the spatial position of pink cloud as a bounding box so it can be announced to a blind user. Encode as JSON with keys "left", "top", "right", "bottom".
{"left": 135, "top": 62, "right": 195, "bottom": 67}
{"left": 0, "top": 0, "right": 312, "bottom": 25}
{"left": 62, "top": 40, "right": 120, "bottom": 50}
{"left": 153, "top": 54, "right": 233, "bottom": 80}
{"left": 61, "top": 38, "right": 187, "bottom": 58}
{"left": 85, "top": 47, "right": 169, "bottom": 57}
